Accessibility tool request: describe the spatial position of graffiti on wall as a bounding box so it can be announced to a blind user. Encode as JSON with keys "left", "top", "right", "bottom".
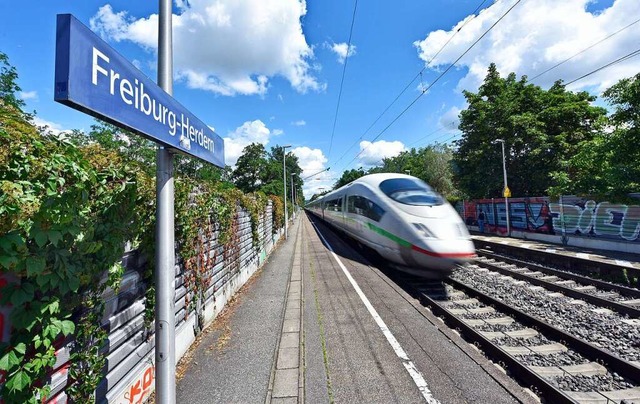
{"left": 549, "top": 199, "right": 640, "bottom": 241}
{"left": 463, "top": 197, "right": 554, "bottom": 235}
{"left": 120, "top": 363, "right": 154, "bottom": 404}
{"left": 460, "top": 196, "right": 640, "bottom": 242}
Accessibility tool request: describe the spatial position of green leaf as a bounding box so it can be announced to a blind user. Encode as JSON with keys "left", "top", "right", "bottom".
{"left": 14, "top": 343, "right": 26, "bottom": 355}
{"left": 68, "top": 276, "right": 80, "bottom": 292}
{"left": 6, "top": 369, "right": 31, "bottom": 392}
{"left": 26, "top": 256, "right": 46, "bottom": 276}
{"left": 10, "top": 282, "right": 34, "bottom": 307}
{"left": 60, "top": 320, "right": 75, "bottom": 336}
{"left": 33, "top": 231, "right": 48, "bottom": 247}
{"left": 48, "top": 300, "right": 60, "bottom": 315}
{"left": 0, "top": 255, "right": 17, "bottom": 270}
{"left": 48, "top": 230, "right": 63, "bottom": 246}
{"left": 0, "top": 349, "right": 20, "bottom": 370}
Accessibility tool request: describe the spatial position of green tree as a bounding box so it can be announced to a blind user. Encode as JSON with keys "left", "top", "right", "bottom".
{"left": 231, "top": 143, "right": 268, "bottom": 193}
{"left": 454, "top": 63, "right": 606, "bottom": 198}
{"left": 333, "top": 168, "right": 366, "bottom": 189}
{"left": 370, "top": 144, "right": 459, "bottom": 199}
{"left": 260, "top": 145, "right": 302, "bottom": 211}
{"left": 0, "top": 52, "right": 24, "bottom": 110}
{"left": 550, "top": 73, "right": 640, "bottom": 199}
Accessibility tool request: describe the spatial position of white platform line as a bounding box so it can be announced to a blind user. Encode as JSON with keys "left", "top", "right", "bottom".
{"left": 312, "top": 223, "right": 439, "bottom": 404}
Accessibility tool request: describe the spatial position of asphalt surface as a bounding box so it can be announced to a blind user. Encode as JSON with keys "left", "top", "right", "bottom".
{"left": 177, "top": 214, "right": 537, "bottom": 403}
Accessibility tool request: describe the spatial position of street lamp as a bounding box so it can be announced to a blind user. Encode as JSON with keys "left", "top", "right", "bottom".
{"left": 282, "top": 145, "right": 291, "bottom": 239}
{"left": 494, "top": 139, "right": 510, "bottom": 236}
{"left": 291, "top": 173, "right": 295, "bottom": 219}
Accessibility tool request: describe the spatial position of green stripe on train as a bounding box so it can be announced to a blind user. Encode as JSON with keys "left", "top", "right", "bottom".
{"left": 366, "top": 222, "right": 411, "bottom": 247}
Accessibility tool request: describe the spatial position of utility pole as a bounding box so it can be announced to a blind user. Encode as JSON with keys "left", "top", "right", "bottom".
{"left": 291, "top": 173, "right": 295, "bottom": 219}
{"left": 282, "top": 145, "right": 291, "bottom": 238}
{"left": 494, "top": 139, "right": 510, "bottom": 236}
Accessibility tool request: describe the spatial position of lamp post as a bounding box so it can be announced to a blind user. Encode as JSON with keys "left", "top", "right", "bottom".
{"left": 494, "top": 139, "right": 510, "bottom": 236}
{"left": 291, "top": 173, "right": 295, "bottom": 219}
{"left": 283, "top": 145, "right": 291, "bottom": 239}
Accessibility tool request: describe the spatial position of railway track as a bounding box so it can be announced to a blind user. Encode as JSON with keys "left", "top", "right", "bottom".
{"left": 390, "top": 261, "right": 640, "bottom": 403}
{"left": 474, "top": 250, "right": 640, "bottom": 318}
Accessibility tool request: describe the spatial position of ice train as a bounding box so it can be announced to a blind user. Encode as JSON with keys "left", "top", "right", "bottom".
{"left": 305, "top": 173, "right": 475, "bottom": 278}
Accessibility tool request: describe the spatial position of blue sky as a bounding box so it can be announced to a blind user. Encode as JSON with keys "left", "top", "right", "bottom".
{"left": 1, "top": 0, "right": 638, "bottom": 198}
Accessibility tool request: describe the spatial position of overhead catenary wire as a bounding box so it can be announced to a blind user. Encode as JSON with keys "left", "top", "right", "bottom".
{"left": 326, "top": 0, "right": 359, "bottom": 162}
{"left": 530, "top": 16, "right": 640, "bottom": 82}
{"left": 328, "top": 0, "right": 489, "bottom": 170}
{"left": 565, "top": 47, "right": 640, "bottom": 86}
{"left": 339, "top": 0, "right": 522, "bottom": 173}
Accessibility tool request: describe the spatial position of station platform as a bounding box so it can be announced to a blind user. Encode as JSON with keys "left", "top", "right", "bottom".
{"left": 471, "top": 232, "right": 640, "bottom": 270}
{"left": 174, "top": 214, "right": 538, "bottom": 404}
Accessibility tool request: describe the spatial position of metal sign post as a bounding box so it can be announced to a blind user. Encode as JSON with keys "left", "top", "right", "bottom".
{"left": 155, "top": 1, "right": 175, "bottom": 403}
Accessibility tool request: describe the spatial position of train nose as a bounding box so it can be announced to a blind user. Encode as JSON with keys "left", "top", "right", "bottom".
{"left": 412, "top": 221, "right": 470, "bottom": 240}
{"left": 410, "top": 238, "right": 476, "bottom": 270}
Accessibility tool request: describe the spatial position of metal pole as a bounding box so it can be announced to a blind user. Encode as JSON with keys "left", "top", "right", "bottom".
{"left": 156, "top": 1, "right": 176, "bottom": 403}
{"left": 282, "top": 146, "right": 290, "bottom": 239}
{"left": 291, "top": 173, "right": 295, "bottom": 219}
{"left": 501, "top": 140, "right": 510, "bottom": 236}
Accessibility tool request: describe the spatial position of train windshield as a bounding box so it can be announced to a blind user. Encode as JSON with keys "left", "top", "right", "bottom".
{"left": 379, "top": 178, "right": 443, "bottom": 206}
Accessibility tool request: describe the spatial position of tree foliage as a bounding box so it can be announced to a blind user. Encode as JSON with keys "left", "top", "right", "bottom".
{"left": 370, "top": 144, "right": 459, "bottom": 200}
{"left": 549, "top": 73, "right": 640, "bottom": 199}
{"left": 333, "top": 168, "right": 366, "bottom": 189}
{"left": 0, "top": 52, "right": 24, "bottom": 111}
{"left": 0, "top": 99, "right": 146, "bottom": 401}
{"left": 453, "top": 63, "right": 607, "bottom": 198}
{"left": 231, "top": 143, "right": 303, "bottom": 215}
{"left": 0, "top": 54, "right": 279, "bottom": 401}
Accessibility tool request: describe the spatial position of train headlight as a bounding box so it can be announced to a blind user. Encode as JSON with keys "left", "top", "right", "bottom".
{"left": 412, "top": 223, "right": 436, "bottom": 238}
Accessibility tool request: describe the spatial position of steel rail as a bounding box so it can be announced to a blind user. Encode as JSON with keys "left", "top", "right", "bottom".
{"left": 473, "top": 255, "right": 640, "bottom": 318}
{"left": 415, "top": 282, "right": 576, "bottom": 403}
{"left": 477, "top": 249, "right": 640, "bottom": 299}
{"left": 448, "top": 277, "right": 640, "bottom": 385}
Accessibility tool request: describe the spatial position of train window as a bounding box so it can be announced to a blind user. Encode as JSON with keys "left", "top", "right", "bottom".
{"left": 326, "top": 197, "right": 342, "bottom": 212}
{"left": 379, "top": 178, "right": 443, "bottom": 206}
{"left": 347, "top": 195, "right": 385, "bottom": 221}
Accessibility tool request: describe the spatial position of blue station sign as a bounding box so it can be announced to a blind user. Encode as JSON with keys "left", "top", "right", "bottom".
{"left": 54, "top": 14, "right": 224, "bottom": 167}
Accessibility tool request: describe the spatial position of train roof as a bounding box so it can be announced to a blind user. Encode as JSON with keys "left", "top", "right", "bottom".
{"left": 308, "top": 173, "right": 416, "bottom": 204}
{"left": 347, "top": 173, "right": 414, "bottom": 187}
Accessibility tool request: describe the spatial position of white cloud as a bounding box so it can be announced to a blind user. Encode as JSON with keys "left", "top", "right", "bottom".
{"left": 329, "top": 42, "right": 357, "bottom": 64}
{"left": 32, "top": 117, "right": 72, "bottom": 137}
{"left": 291, "top": 120, "right": 306, "bottom": 126}
{"left": 358, "top": 140, "right": 406, "bottom": 166}
{"left": 414, "top": 0, "right": 640, "bottom": 93}
{"left": 223, "top": 120, "right": 274, "bottom": 166}
{"left": 20, "top": 91, "right": 38, "bottom": 101}
{"left": 90, "top": 1, "right": 325, "bottom": 96}
{"left": 291, "top": 146, "right": 332, "bottom": 199}
{"left": 438, "top": 106, "right": 461, "bottom": 131}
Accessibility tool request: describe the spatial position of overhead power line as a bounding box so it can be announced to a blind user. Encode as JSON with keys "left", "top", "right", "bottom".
{"left": 565, "top": 47, "right": 640, "bottom": 86}
{"left": 329, "top": 0, "right": 488, "bottom": 170}
{"left": 531, "top": 17, "right": 640, "bottom": 82}
{"left": 341, "top": 0, "right": 522, "bottom": 172}
{"left": 326, "top": 0, "right": 359, "bottom": 161}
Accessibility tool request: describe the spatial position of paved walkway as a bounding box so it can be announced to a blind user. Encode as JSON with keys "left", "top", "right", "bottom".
{"left": 176, "top": 215, "right": 536, "bottom": 404}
